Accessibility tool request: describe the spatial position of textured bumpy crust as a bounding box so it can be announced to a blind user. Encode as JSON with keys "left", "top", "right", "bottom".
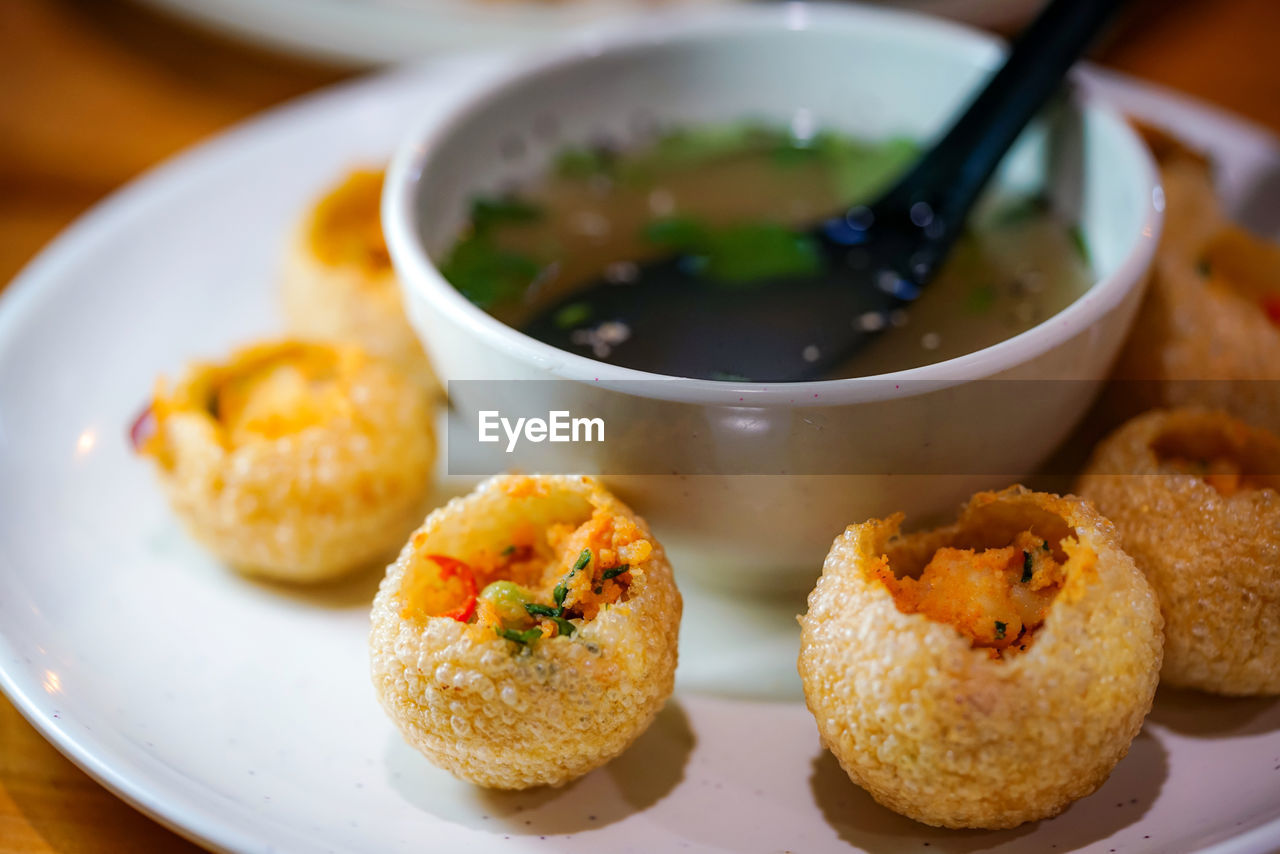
{"left": 369, "top": 475, "right": 682, "bottom": 789}
{"left": 144, "top": 341, "right": 436, "bottom": 583}
{"left": 1077, "top": 408, "right": 1280, "bottom": 695}
{"left": 280, "top": 169, "right": 440, "bottom": 396}
{"left": 798, "top": 486, "right": 1163, "bottom": 829}
{"left": 1111, "top": 126, "right": 1280, "bottom": 429}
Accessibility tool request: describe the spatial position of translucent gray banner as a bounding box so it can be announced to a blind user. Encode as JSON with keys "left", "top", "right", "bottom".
{"left": 442, "top": 379, "right": 1280, "bottom": 476}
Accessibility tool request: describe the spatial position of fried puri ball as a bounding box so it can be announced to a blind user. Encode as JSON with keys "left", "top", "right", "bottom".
{"left": 798, "top": 486, "right": 1162, "bottom": 829}
{"left": 135, "top": 340, "right": 436, "bottom": 582}
{"left": 369, "top": 475, "right": 681, "bottom": 789}
{"left": 281, "top": 168, "right": 440, "bottom": 395}
{"left": 1077, "top": 408, "right": 1280, "bottom": 695}
{"left": 1111, "top": 126, "right": 1280, "bottom": 429}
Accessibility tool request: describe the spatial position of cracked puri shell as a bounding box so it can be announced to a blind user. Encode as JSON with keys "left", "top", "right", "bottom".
{"left": 280, "top": 167, "right": 440, "bottom": 396}
{"left": 1077, "top": 408, "right": 1280, "bottom": 695}
{"left": 1110, "top": 126, "right": 1280, "bottom": 430}
{"left": 138, "top": 339, "right": 436, "bottom": 583}
{"left": 798, "top": 486, "right": 1163, "bottom": 829}
{"left": 369, "top": 474, "right": 681, "bottom": 789}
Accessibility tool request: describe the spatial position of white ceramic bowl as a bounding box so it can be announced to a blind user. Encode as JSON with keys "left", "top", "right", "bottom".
{"left": 384, "top": 3, "right": 1162, "bottom": 591}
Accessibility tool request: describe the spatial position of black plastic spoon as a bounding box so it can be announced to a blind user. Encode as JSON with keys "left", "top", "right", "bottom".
{"left": 521, "top": 0, "right": 1125, "bottom": 382}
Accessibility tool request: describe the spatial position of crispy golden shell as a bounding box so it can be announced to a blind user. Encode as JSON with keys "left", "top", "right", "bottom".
{"left": 798, "top": 486, "right": 1162, "bottom": 829}
{"left": 1111, "top": 126, "right": 1280, "bottom": 429}
{"left": 1077, "top": 408, "right": 1280, "bottom": 695}
{"left": 141, "top": 340, "right": 436, "bottom": 583}
{"left": 281, "top": 168, "right": 440, "bottom": 396}
{"left": 369, "top": 475, "right": 681, "bottom": 789}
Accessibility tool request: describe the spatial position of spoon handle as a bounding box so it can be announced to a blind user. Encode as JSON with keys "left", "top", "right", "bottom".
{"left": 882, "top": 0, "right": 1124, "bottom": 256}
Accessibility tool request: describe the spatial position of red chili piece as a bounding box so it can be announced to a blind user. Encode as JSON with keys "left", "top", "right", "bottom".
{"left": 425, "top": 554, "right": 478, "bottom": 622}
{"left": 129, "top": 403, "right": 156, "bottom": 452}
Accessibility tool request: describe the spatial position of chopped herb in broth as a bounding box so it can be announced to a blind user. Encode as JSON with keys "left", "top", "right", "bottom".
{"left": 642, "top": 217, "right": 823, "bottom": 284}
{"left": 469, "top": 197, "right": 544, "bottom": 233}
{"left": 440, "top": 234, "right": 542, "bottom": 309}
{"left": 437, "top": 123, "right": 1092, "bottom": 378}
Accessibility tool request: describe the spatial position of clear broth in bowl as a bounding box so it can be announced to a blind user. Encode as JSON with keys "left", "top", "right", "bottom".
{"left": 439, "top": 124, "right": 1092, "bottom": 379}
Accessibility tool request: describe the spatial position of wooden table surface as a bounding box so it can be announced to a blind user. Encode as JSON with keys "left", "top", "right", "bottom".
{"left": 1, "top": 0, "right": 1278, "bottom": 850}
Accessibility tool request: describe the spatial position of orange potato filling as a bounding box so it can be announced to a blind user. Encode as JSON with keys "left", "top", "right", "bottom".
{"left": 1157, "top": 456, "right": 1259, "bottom": 497}
{"left": 401, "top": 507, "right": 649, "bottom": 640}
{"left": 306, "top": 168, "right": 392, "bottom": 273}
{"left": 543, "top": 508, "right": 651, "bottom": 622}
{"left": 140, "top": 342, "right": 376, "bottom": 466}
{"left": 875, "top": 531, "right": 1067, "bottom": 657}
{"left": 1151, "top": 419, "right": 1280, "bottom": 497}
{"left": 212, "top": 347, "right": 349, "bottom": 444}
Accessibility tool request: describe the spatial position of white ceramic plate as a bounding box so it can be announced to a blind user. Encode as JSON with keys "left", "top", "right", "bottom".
{"left": 135, "top": 0, "right": 1036, "bottom": 65}
{"left": 2, "top": 54, "right": 1279, "bottom": 854}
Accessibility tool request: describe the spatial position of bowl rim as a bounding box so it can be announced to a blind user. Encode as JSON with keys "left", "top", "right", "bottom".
{"left": 384, "top": 2, "right": 1163, "bottom": 407}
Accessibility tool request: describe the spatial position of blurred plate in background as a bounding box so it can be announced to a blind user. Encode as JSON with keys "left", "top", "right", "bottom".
{"left": 135, "top": 0, "right": 1040, "bottom": 65}
{"left": 135, "top": 0, "right": 734, "bottom": 65}
{"left": 889, "top": 0, "right": 1039, "bottom": 29}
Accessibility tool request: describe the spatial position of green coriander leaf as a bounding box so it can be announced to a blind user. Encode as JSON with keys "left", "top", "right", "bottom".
{"left": 648, "top": 124, "right": 784, "bottom": 168}
{"left": 555, "top": 147, "right": 612, "bottom": 180}
{"left": 553, "top": 302, "right": 592, "bottom": 330}
{"left": 496, "top": 627, "right": 542, "bottom": 645}
{"left": 439, "top": 236, "right": 542, "bottom": 309}
{"left": 964, "top": 284, "right": 998, "bottom": 314}
{"left": 831, "top": 137, "right": 919, "bottom": 204}
{"left": 470, "top": 196, "right": 543, "bottom": 233}
{"left": 642, "top": 216, "right": 710, "bottom": 252}
{"left": 770, "top": 142, "right": 823, "bottom": 168}
{"left": 1068, "top": 224, "right": 1091, "bottom": 267}
{"left": 703, "top": 223, "right": 822, "bottom": 285}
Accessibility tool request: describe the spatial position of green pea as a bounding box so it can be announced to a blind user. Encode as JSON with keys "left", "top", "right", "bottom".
{"left": 480, "top": 581, "right": 533, "bottom": 627}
